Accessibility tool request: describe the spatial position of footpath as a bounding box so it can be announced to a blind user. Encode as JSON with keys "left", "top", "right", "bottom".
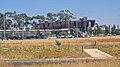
{"left": 84, "top": 49, "right": 113, "bottom": 58}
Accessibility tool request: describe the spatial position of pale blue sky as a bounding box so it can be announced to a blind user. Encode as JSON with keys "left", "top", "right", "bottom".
{"left": 0, "top": 0, "right": 120, "bottom": 25}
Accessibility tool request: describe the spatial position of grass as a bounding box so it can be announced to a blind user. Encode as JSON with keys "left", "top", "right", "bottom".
{"left": 0, "top": 44, "right": 120, "bottom": 60}
{"left": 0, "top": 36, "right": 120, "bottom": 47}
{"left": 0, "top": 46, "right": 89, "bottom": 60}
{"left": 0, "top": 36, "right": 120, "bottom": 67}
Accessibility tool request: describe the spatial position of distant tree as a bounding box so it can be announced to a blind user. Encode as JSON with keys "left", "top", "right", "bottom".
{"left": 46, "top": 12, "right": 58, "bottom": 22}
{"left": 97, "top": 26, "right": 102, "bottom": 34}
{"left": 70, "top": 28, "right": 76, "bottom": 37}
{"left": 57, "top": 10, "right": 73, "bottom": 22}
{"left": 108, "top": 25, "right": 111, "bottom": 34}
{"left": 115, "top": 29, "right": 120, "bottom": 35}
{"left": 0, "top": 13, "right": 12, "bottom": 30}
{"left": 58, "top": 10, "right": 73, "bottom": 35}
{"left": 0, "top": 13, "right": 4, "bottom": 30}
{"left": 47, "top": 12, "right": 53, "bottom": 22}
{"left": 52, "top": 13, "right": 58, "bottom": 21}
{"left": 31, "top": 21, "right": 37, "bottom": 29}
{"left": 111, "top": 25, "right": 116, "bottom": 35}
{"left": 104, "top": 26, "right": 109, "bottom": 36}
{"left": 13, "top": 13, "right": 32, "bottom": 30}
{"left": 60, "top": 31, "right": 68, "bottom": 36}
{"left": 5, "top": 19, "right": 12, "bottom": 30}
{"left": 25, "top": 27, "right": 30, "bottom": 31}
{"left": 93, "top": 28, "right": 97, "bottom": 36}
{"left": 36, "top": 30, "right": 42, "bottom": 38}
{"left": 87, "top": 27, "right": 93, "bottom": 36}
{"left": 93, "top": 26, "right": 102, "bottom": 36}
{"left": 5, "top": 12, "right": 14, "bottom": 17}
{"left": 32, "top": 15, "right": 45, "bottom": 22}
{"left": 0, "top": 24, "right": 3, "bottom": 30}
{"left": 25, "top": 27, "right": 30, "bottom": 37}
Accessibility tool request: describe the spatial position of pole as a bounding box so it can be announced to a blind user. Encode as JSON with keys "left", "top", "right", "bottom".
{"left": 81, "top": 46, "right": 84, "bottom": 52}
{"left": 83, "top": 17, "right": 87, "bottom": 37}
{"left": 68, "top": 20, "right": 70, "bottom": 35}
{"left": 76, "top": 21, "right": 78, "bottom": 38}
{"left": 3, "top": 15, "right": 6, "bottom": 40}
{"left": 22, "top": 19, "right": 25, "bottom": 39}
{"left": 84, "top": 17, "right": 87, "bottom": 33}
{"left": 13, "top": 20, "right": 15, "bottom": 36}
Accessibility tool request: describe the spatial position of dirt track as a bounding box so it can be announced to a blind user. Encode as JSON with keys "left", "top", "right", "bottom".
{"left": 0, "top": 57, "right": 118, "bottom": 66}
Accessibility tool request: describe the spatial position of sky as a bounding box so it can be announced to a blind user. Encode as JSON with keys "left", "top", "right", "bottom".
{"left": 0, "top": 0, "right": 120, "bottom": 25}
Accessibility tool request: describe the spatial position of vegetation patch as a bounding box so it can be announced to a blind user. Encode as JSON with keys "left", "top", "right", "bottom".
{"left": 0, "top": 46, "right": 89, "bottom": 60}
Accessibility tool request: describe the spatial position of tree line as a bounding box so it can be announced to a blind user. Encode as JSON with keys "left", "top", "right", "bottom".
{"left": 0, "top": 10, "right": 74, "bottom": 30}
{"left": 0, "top": 10, "right": 119, "bottom": 37}
{"left": 87, "top": 23, "right": 120, "bottom": 36}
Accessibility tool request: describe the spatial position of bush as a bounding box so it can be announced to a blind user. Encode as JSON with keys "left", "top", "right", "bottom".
{"left": 55, "top": 40, "right": 61, "bottom": 47}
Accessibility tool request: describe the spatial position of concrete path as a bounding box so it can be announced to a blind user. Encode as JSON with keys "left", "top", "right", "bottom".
{"left": 84, "top": 49, "right": 113, "bottom": 58}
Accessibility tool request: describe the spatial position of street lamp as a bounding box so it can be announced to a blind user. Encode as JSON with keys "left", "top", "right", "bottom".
{"left": 73, "top": 17, "right": 78, "bottom": 38}
{"left": 76, "top": 21, "right": 78, "bottom": 38}
{"left": 12, "top": 20, "right": 15, "bottom": 36}
{"left": 3, "top": 15, "right": 6, "bottom": 40}
{"left": 22, "top": 19, "right": 25, "bottom": 39}
{"left": 83, "top": 17, "right": 87, "bottom": 33}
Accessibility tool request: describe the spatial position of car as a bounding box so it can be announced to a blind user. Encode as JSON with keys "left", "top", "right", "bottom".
{"left": 57, "top": 35, "right": 66, "bottom": 38}
{"left": 66, "top": 35, "right": 74, "bottom": 38}
{"left": 11, "top": 36, "right": 22, "bottom": 40}
{"left": 0, "top": 37, "right": 4, "bottom": 40}
{"left": 6, "top": 37, "right": 14, "bottom": 40}
{"left": 25, "top": 35, "right": 38, "bottom": 39}
{"left": 25, "top": 36, "right": 32, "bottom": 39}
{"left": 47, "top": 36, "right": 57, "bottom": 39}
{"left": 41, "top": 35, "right": 48, "bottom": 39}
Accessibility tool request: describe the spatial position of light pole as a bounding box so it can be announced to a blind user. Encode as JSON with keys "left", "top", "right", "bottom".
{"left": 22, "top": 19, "right": 25, "bottom": 39}
{"left": 76, "top": 21, "right": 78, "bottom": 38}
{"left": 73, "top": 17, "right": 78, "bottom": 38}
{"left": 3, "top": 15, "right": 6, "bottom": 39}
{"left": 83, "top": 17, "right": 87, "bottom": 33}
{"left": 68, "top": 20, "right": 70, "bottom": 35}
{"left": 12, "top": 20, "right": 15, "bottom": 36}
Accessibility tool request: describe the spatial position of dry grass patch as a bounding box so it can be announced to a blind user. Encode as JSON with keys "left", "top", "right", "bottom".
{"left": 0, "top": 46, "right": 89, "bottom": 60}
{"left": 0, "top": 36, "right": 120, "bottom": 47}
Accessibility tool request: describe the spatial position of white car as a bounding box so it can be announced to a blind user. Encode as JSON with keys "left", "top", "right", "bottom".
{"left": 47, "top": 37, "right": 57, "bottom": 39}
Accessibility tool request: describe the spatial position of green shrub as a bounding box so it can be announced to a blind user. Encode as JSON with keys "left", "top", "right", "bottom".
{"left": 55, "top": 40, "right": 61, "bottom": 47}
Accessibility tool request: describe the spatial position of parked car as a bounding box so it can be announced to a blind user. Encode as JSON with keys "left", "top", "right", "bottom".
{"left": 47, "top": 36, "right": 57, "bottom": 39}
{"left": 41, "top": 35, "right": 48, "bottom": 39}
{"left": 57, "top": 35, "right": 66, "bottom": 38}
{"left": 66, "top": 35, "right": 74, "bottom": 38}
{"left": 25, "top": 36, "right": 32, "bottom": 39}
{"left": 0, "top": 37, "right": 4, "bottom": 40}
{"left": 25, "top": 35, "right": 38, "bottom": 39}
{"left": 6, "top": 37, "right": 14, "bottom": 40}
{"left": 12, "top": 36, "right": 22, "bottom": 40}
